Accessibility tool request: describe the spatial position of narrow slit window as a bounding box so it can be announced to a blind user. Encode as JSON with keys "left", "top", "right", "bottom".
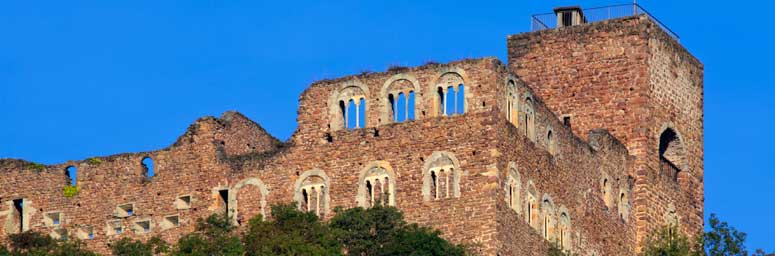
{"left": 358, "top": 98, "right": 366, "bottom": 128}
{"left": 456, "top": 84, "right": 465, "bottom": 114}
{"left": 388, "top": 94, "right": 396, "bottom": 121}
{"left": 396, "top": 92, "right": 406, "bottom": 122}
{"left": 218, "top": 189, "right": 229, "bottom": 216}
{"left": 445, "top": 86, "right": 455, "bottom": 115}
{"left": 13, "top": 199, "right": 23, "bottom": 233}
{"left": 66, "top": 166, "right": 77, "bottom": 186}
{"left": 408, "top": 91, "right": 416, "bottom": 120}
{"left": 437, "top": 87, "right": 445, "bottom": 116}
{"left": 347, "top": 99, "right": 357, "bottom": 129}
{"left": 142, "top": 157, "right": 155, "bottom": 178}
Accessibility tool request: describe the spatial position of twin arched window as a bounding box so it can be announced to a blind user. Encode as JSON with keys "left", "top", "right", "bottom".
{"left": 385, "top": 77, "right": 418, "bottom": 123}
{"left": 332, "top": 85, "right": 368, "bottom": 131}
{"left": 294, "top": 170, "right": 330, "bottom": 217}
{"left": 422, "top": 152, "right": 462, "bottom": 201}
{"left": 506, "top": 80, "right": 519, "bottom": 126}
{"left": 389, "top": 92, "right": 416, "bottom": 122}
{"left": 524, "top": 97, "right": 536, "bottom": 141}
{"left": 436, "top": 73, "right": 466, "bottom": 116}
{"left": 357, "top": 162, "right": 397, "bottom": 207}
{"left": 340, "top": 97, "right": 366, "bottom": 129}
{"left": 506, "top": 165, "right": 521, "bottom": 213}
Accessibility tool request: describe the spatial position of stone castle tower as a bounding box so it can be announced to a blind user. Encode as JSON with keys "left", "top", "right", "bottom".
{"left": 0, "top": 5, "right": 702, "bottom": 255}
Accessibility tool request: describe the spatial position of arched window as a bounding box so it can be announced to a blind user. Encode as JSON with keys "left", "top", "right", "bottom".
{"left": 618, "top": 188, "right": 630, "bottom": 222}
{"left": 601, "top": 175, "right": 613, "bottom": 209}
{"left": 294, "top": 170, "right": 330, "bottom": 217}
{"left": 435, "top": 73, "right": 466, "bottom": 116}
{"left": 541, "top": 195, "right": 557, "bottom": 241}
{"left": 547, "top": 129, "right": 556, "bottom": 155}
{"left": 558, "top": 209, "right": 572, "bottom": 251}
{"left": 141, "top": 157, "right": 154, "bottom": 178}
{"left": 357, "top": 162, "right": 397, "bottom": 207}
{"left": 524, "top": 97, "right": 536, "bottom": 141}
{"left": 665, "top": 203, "right": 679, "bottom": 235}
{"left": 659, "top": 127, "right": 686, "bottom": 182}
{"left": 506, "top": 164, "right": 521, "bottom": 213}
{"left": 66, "top": 166, "right": 77, "bottom": 186}
{"left": 506, "top": 80, "right": 518, "bottom": 126}
{"left": 422, "top": 152, "right": 462, "bottom": 201}
{"left": 330, "top": 83, "right": 368, "bottom": 131}
{"left": 382, "top": 75, "right": 419, "bottom": 124}
{"left": 232, "top": 178, "right": 269, "bottom": 225}
{"left": 526, "top": 181, "right": 539, "bottom": 230}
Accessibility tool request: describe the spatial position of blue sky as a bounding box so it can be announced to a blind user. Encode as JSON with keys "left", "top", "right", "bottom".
{"left": 1, "top": 0, "right": 773, "bottom": 251}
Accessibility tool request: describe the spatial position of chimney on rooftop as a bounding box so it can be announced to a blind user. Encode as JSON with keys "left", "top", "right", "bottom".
{"left": 554, "top": 6, "right": 586, "bottom": 27}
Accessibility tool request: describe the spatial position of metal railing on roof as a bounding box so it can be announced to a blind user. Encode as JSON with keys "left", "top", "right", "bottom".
{"left": 530, "top": 4, "right": 679, "bottom": 41}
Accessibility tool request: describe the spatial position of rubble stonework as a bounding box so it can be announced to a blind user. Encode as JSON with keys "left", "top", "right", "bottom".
{"left": 0, "top": 15, "right": 701, "bottom": 255}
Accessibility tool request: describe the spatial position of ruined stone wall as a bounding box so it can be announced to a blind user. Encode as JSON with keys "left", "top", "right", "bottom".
{"left": 0, "top": 15, "right": 703, "bottom": 254}
{"left": 0, "top": 60, "right": 510, "bottom": 255}
{"left": 492, "top": 75, "right": 636, "bottom": 255}
{"left": 507, "top": 15, "right": 703, "bottom": 249}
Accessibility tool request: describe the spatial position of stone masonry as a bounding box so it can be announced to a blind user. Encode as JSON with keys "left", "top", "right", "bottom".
{"left": 0, "top": 13, "right": 702, "bottom": 256}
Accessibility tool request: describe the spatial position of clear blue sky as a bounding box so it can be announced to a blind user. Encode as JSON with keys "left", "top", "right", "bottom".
{"left": 1, "top": 0, "right": 772, "bottom": 251}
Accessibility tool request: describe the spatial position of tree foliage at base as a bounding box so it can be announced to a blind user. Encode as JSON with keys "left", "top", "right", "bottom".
{"left": 640, "top": 214, "right": 771, "bottom": 256}
{"left": 171, "top": 213, "right": 244, "bottom": 256}
{"left": 328, "top": 205, "right": 469, "bottom": 256}
{"left": 0, "top": 231, "right": 96, "bottom": 256}
{"left": 242, "top": 204, "right": 340, "bottom": 256}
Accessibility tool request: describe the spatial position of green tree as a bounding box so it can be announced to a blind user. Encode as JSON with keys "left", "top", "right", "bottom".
{"left": 111, "top": 236, "right": 168, "bottom": 256}
{"left": 329, "top": 204, "right": 468, "bottom": 256}
{"left": 704, "top": 214, "right": 747, "bottom": 256}
{"left": 242, "top": 203, "right": 341, "bottom": 256}
{"left": 641, "top": 224, "right": 701, "bottom": 256}
{"left": 6, "top": 231, "right": 96, "bottom": 256}
{"left": 171, "top": 213, "right": 244, "bottom": 256}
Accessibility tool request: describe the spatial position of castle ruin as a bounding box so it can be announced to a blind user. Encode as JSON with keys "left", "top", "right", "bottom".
{"left": 0, "top": 5, "right": 703, "bottom": 255}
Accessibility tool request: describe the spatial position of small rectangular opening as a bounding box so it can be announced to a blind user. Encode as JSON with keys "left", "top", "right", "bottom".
{"left": 115, "top": 203, "right": 135, "bottom": 218}
{"left": 13, "top": 199, "right": 23, "bottom": 233}
{"left": 562, "top": 11, "right": 573, "bottom": 26}
{"left": 44, "top": 212, "right": 62, "bottom": 226}
{"left": 161, "top": 215, "right": 181, "bottom": 230}
{"left": 165, "top": 215, "right": 180, "bottom": 227}
{"left": 77, "top": 226, "right": 94, "bottom": 240}
{"left": 175, "top": 195, "right": 192, "bottom": 210}
{"left": 563, "top": 116, "right": 572, "bottom": 127}
{"left": 134, "top": 220, "right": 151, "bottom": 233}
{"left": 109, "top": 221, "right": 123, "bottom": 236}
{"left": 52, "top": 228, "right": 67, "bottom": 240}
{"left": 218, "top": 189, "right": 229, "bottom": 215}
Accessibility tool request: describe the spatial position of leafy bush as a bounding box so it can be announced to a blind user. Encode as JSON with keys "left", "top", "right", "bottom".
{"left": 329, "top": 204, "right": 468, "bottom": 256}
{"left": 111, "top": 236, "right": 168, "bottom": 256}
{"left": 63, "top": 185, "right": 79, "bottom": 197}
{"left": 171, "top": 213, "right": 244, "bottom": 256}
{"left": 86, "top": 158, "right": 102, "bottom": 165}
{"left": 26, "top": 163, "right": 45, "bottom": 172}
{"left": 6, "top": 231, "right": 96, "bottom": 256}
{"left": 242, "top": 204, "right": 341, "bottom": 256}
